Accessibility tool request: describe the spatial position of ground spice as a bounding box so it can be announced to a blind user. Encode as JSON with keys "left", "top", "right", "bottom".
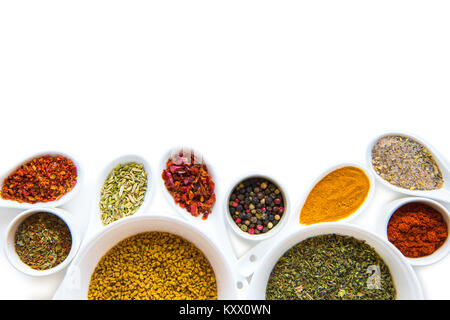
{"left": 162, "top": 150, "right": 216, "bottom": 220}
{"left": 266, "top": 234, "right": 396, "bottom": 300}
{"left": 88, "top": 232, "right": 217, "bottom": 300}
{"left": 15, "top": 212, "right": 72, "bottom": 270}
{"left": 1, "top": 154, "right": 77, "bottom": 203}
{"left": 99, "top": 162, "right": 148, "bottom": 225}
{"left": 387, "top": 202, "right": 448, "bottom": 258}
{"left": 228, "top": 177, "right": 285, "bottom": 235}
{"left": 300, "top": 166, "right": 370, "bottom": 225}
{"left": 371, "top": 135, "right": 443, "bottom": 191}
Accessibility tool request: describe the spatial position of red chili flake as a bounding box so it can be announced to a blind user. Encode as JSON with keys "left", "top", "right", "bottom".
{"left": 1, "top": 155, "right": 77, "bottom": 204}
{"left": 162, "top": 151, "right": 216, "bottom": 220}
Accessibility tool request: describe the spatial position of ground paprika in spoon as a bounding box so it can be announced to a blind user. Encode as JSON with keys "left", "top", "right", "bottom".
{"left": 387, "top": 202, "right": 448, "bottom": 258}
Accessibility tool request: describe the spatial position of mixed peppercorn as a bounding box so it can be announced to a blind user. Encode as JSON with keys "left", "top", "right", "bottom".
{"left": 228, "top": 177, "right": 285, "bottom": 235}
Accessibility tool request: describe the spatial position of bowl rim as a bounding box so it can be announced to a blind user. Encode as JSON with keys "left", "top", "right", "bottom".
{"left": 223, "top": 172, "right": 290, "bottom": 242}
{"left": 381, "top": 196, "right": 450, "bottom": 266}
{"left": 4, "top": 207, "right": 81, "bottom": 277}
{"left": 296, "top": 161, "right": 376, "bottom": 226}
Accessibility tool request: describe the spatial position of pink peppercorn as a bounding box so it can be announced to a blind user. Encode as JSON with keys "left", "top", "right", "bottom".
{"left": 235, "top": 218, "right": 241, "bottom": 224}
{"left": 256, "top": 224, "right": 263, "bottom": 231}
{"left": 248, "top": 228, "right": 255, "bottom": 234}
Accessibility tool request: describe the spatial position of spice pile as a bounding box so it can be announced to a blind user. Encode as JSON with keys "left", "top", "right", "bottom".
{"left": 300, "top": 166, "right": 370, "bottom": 225}
{"left": 229, "top": 177, "right": 285, "bottom": 235}
{"left": 1, "top": 154, "right": 77, "bottom": 203}
{"left": 162, "top": 151, "right": 216, "bottom": 220}
{"left": 88, "top": 232, "right": 217, "bottom": 300}
{"left": 99, "top": 162, "right": 148, "bottom": 225}
{"left": 371, "top": 135, "right": 443, "bottom": 191}
{"left": 15, "top": 212, "right": 72, "bottom": 270}
{"left": 266, "top": 234, "right": 396, "bottom": 300}
{"left": 387, "top": 202, "right": 448, "bottom": 258}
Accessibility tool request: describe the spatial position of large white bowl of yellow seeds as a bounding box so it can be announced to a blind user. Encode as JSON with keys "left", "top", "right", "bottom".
{"left": 53, "top": 214, "right": 243, "bottom": 300}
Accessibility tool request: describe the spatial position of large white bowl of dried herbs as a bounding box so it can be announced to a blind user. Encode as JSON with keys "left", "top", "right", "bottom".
{"left": 245, "top": 222, "right": 423, "bottom": 300}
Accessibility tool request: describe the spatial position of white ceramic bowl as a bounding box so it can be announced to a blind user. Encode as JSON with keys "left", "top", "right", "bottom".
{"left": 52, "top": 214, "right": 243, "bottom": 300}
{"left": 380, "top": 197, "right": 450, "bottom": 266}
{"left": 366, "top": 131, "right": 450, "bottom": 203}
{"left": 297, "top": 162, "right": 375, "bottom": 226}
{"left": 4, "top": 207, "right": 81, "bottom": 277}
{"left": 224, "top": 173, "right": 290, "bottom": 242}
{"left": 245, "top": 223, "right": 423, "bottom": 300}
{"left": 0, "top": 151, "right": 83, "bottom": 209}
{"left": 90, "top": 154, "right": 153, "bottom": 230}
{"left": 159, "top": 147, "right": 220, "bottom": 224}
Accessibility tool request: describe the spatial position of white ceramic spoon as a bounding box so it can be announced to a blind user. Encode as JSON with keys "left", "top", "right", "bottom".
{"left": 366, "top": 131, "right": 450, "bottom": 203}
{"left": 81, "top": 154, "right": 154, "bottom": 247}
{"left": 0, "top": 151, "right": 83, "bottom": 210}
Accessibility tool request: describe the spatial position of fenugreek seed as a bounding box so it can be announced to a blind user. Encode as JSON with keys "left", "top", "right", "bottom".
{"left": 88, "top": 232, "right": 217, "bottom": 300}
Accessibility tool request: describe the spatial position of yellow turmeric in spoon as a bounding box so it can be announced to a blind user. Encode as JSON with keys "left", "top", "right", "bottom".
{"left": 300, "top": 166, "right": 370, "bottom": 225}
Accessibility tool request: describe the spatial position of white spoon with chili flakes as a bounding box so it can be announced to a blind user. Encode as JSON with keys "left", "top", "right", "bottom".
{"left": 0, "top": 151, "right": 83, "bottom": 210}
{"left": 366, "top": 131, "right": 450, "bottom": 203}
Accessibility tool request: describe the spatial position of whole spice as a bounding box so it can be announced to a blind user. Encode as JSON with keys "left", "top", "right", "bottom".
{"left": 371, "top": 135, "right": 443, "bottom": 191}
{"left": 99, "top": 162, "right": 148, "bottom": 225}
{"left": 1, "top": 154, "right": 77, "bottom": 203}
{"left": 88, "top": 232, "right": 217, "bottom": 300}
{"left": 228, "top": 177, "right": 285, "bottom": 235}
{"left": 300, "top": 166, "right": 370, "bottom": 225}
{"left": 266, "top": 234, "right": 396, "bottom": 300}
{"left": 15, "top": 212, "right": 72, "bottom": 270}
{"left": 387, "top": 202, "right": 448, "bottom": 258}
{"left": 162, "top": 150, "right": 216, "bottom": 220}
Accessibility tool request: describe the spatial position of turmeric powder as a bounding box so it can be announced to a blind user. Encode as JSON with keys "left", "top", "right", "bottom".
{"left": 300, "top": 166, "right": 370, "bottom": 225}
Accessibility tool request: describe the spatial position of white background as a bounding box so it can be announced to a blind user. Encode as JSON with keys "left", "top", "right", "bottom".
{"left": 0, "top": 1, "right": 449, "bottom": 300}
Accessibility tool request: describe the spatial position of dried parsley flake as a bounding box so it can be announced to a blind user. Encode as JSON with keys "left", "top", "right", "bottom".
{"left": 266, "top": 234, "right": 396, "bottom": 300}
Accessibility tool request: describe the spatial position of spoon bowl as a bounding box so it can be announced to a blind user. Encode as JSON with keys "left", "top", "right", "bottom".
{"left": 0, "top": 151, "right": 83, "bottom": 210}
{"left": 366, "top": 131, "right": 450, "bottom": 203}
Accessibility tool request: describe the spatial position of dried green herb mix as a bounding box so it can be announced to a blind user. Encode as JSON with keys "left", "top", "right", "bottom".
{"left": 15, "top": 212, "right": 72, "bottom": 270}
{"left": 266, "top": 234, "right": 396, "bottom": 300}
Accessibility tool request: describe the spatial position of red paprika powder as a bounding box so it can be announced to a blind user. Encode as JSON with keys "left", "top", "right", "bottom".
{"left": 1, "top": 154, "right": 77, "bottom": 204}
{"left": 387, "top": 202, "right": 448, "bottom": 258}
{"left": 162, "top": 150, "right": 216, "bottom": 220}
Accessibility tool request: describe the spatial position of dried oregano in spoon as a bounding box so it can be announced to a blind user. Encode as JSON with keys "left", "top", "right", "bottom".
{"left": 99, "top": 162, "right": 148, "bottom": 225}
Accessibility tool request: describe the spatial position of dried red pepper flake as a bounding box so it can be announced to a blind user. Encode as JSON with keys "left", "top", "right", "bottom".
{"left": 1, "top": 154, "right": 77, "bottom": 204}
{"left": 162, "top": 151, "right": 216, "bottom": 220}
